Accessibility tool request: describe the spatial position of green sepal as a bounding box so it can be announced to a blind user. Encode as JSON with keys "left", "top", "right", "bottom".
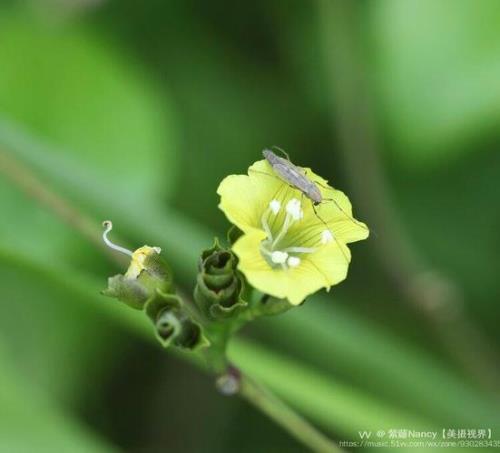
{"left": 227, "top": 225, "right": 243, "bottom": 245}
{"left": 137, "top": 253, "right": 174, "bottom": 294}
{"left": 254, "top": 295, "right": 293, "bottom": 316}
{"left": 199, "top": 237, "right": 225, "bottom": 262}
{"left": 144, "top": 289, "right": 209, "bottom": 350}
{"left": 194, "top": 238, "right": 248, "bottom": 321}
{"left": 173, "top": 318, "right": 210, "bottom": 351}
{"left": 203, "top": 268, "right": 233, "bottom": 288}
{"left": 144, "top": 289, "right": 182, "bottom": 321}
{"left": 101, "top": 275, "right": 149, "bottom": 309}
{"left": 153, "top": 309, "right": 182, "bottom": 348}
{"left": 209, "top": 300, "right": 247, "bottom": 319}
{"left": 195, "top": 274, "right": 248, "bottom": 320}
{"left": 101, "top": 249, "right": 174, "bottom": 309}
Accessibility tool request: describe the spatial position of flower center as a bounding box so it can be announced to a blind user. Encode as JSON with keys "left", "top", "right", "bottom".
{"left": 259, "top": 198, "right": 333, "bottom": 270}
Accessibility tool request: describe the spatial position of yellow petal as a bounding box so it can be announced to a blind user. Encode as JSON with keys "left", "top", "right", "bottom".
{"left": 299, "top": 167, "right": 369, "bottom": 244}
{"left": 233, "top": 230, "right": 351, "bottom": 305}
{"left": 329, "top": 218, "right": 369, "bottom": 244}
{"left": 125, "top": 246, "right": 159, "bottom": 279}
{"left": 217, "top": 160, "right": 300, "bottom": 233}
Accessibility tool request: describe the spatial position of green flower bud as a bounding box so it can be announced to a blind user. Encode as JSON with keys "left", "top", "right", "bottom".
{"left": 194, "top": 239, "right": 248, "bottom": 321}
{"left": 101, "top": 221, "right": 173, "bottom": 309}
{"left": 226, "top": 225, "right": 243, "bottom": 245}
{"left": 102, "top": 274, "right": 149, "bottom": 309}
{"left": 145, "top": 289, "right": 209, "bottom": 350}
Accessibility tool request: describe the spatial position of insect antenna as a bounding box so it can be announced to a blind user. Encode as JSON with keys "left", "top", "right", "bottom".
{"left": 270, "top": 145, "right": 291, "bottom": 161}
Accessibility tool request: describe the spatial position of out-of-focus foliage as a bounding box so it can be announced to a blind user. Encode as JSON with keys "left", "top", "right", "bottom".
{"left": 371, "top": 0, "right": 500, "bottom": 166}
{"left": 0, "top": 6, "right": 177, "bottom": 198}
{"left": 0, "top": 345, "right": 114, "bottom": 453}
{"left": 371, "top": 0, "right": 500, "bottom": 165}
{"left": 0, "top": 0, "right": 499, "bottom": 452}
{"left": 0, "top": 3, "right": 178, "bottom": 430}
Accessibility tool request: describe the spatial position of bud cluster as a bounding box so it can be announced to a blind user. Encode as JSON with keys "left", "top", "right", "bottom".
{"left": 101, "top": 222, "right": 291, "bottom": 365}
{"left": 194, "top": 239, "right": 247, "bottom": 321}
{"left": 101, "top": 221, "right": 206, "bottom": 351}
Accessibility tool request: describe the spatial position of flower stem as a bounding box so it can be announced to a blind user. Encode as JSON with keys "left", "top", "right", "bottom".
{"left": 0, "top": 147, "right": 127, "bottom": 267}
{"left": 239, "top": 374, "right": 343, "bottom": 453}
{"left": 203, "top": 329, "right": 342, "bottom": 452}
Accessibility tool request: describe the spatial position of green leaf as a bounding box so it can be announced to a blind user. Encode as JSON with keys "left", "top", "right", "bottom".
{"left": 0, "top": 345, "right": 115, "bottom": 453}
{"left": 0, "top": 117, "right": 206, "bottom": 282}
{"left": 0, "top": 268, "right": 116, "bottom": 405}
{"left": 370, "top": 0, "right": 500, "bottom": 165}
{"left": 0, "top": 245, "right": 149, "bottom": 405}
{"left": 256, "top": 301, "right": 500, "bottom": 427}
{"left": 0, "top": 7, "right": 178, "bottom": 198}
{"left": 0, "top": 5, "right": 180, "bottom": 300}
{"left": 230, "top": 339, "right": 431, "bottom": 436}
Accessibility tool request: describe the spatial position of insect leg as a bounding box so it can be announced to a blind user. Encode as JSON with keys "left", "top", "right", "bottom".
{"left": 300, "top": 169, "right": 368, "bottom": 231}
{"left": 312, "top": 203, "right": 350, "bottom": 264}
{"left": 320, "top": 197, "right": 369, "bottom": 231}
{"left": 249, "top": 168, "right": 281, "bottom": 180}
{"left": 302, "top": 169, "right": 333, "bottom": 191}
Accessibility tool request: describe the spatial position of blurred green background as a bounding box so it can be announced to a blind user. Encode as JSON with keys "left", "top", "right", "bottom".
{"left": 1, "top": 0, "right": 499, "bottom": 452}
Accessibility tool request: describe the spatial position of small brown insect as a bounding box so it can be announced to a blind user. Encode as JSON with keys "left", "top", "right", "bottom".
{"left": 263, "top": 148, "right": 322, "bottom": 204}
{"left": 262, "top": 147, "right": 368, "bottom": 232}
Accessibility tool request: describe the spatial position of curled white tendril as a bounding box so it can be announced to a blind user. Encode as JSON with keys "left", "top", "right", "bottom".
{"left": 102, "top": 220, "right": 133, "bottom": 256}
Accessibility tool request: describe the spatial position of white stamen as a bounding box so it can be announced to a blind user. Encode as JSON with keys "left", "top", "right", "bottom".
{"left": 321, "top": 229, "right": 334, "bottom": 244}
{"left": 269, "top": 199, "right": 281, "bottom": 214}
{"left": 286, "top": 198, "right": 303, "bottom": 221}
{"left": 271, "top": 211, "right": 292, "bottom": 248}
{"left": 102, "top": 220, "right": 133, "bottom": 257}
{"left": 153, "top": 246, "right": 162, "bottom": 254}
{"left": 284, "top": 246, "right": 317, "bottom": 254}
{"left": 261, "top": 210, "right": 272, "bottom": 241}
{"left": 287, "top": 256, "right": 301, "bottom": 267}
{"left": 259, "top": 245, "right": 272, "bottom": 257}
{"left": 271, "top": 251, "right": 288, "bottom": 264}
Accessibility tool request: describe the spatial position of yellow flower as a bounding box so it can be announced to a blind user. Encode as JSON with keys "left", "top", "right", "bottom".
{"left": 101, "top": 221, "right": 171, "bottom": 309}
{"left": 125, "top": 246, "right": 162, "bottom": 279}
{"left": 217, "top": 159, "right": 369, "bottom": 305}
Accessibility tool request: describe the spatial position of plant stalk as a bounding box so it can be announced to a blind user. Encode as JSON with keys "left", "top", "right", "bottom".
{"left": 239, "top": 374, "right": 344, "bottom": 453}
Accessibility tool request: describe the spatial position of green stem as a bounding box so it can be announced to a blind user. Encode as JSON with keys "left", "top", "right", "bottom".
{"left": 203, "top": 324, "right": 342, "bottom": 452}
{"left": 239, "top": 374, "right": 344, "bottom": 453}
{"left": 0, "top": 147, "right": 127, "bottom": 267}
{"left": 203, "top": 328, "right": 230, "bottom": 375}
